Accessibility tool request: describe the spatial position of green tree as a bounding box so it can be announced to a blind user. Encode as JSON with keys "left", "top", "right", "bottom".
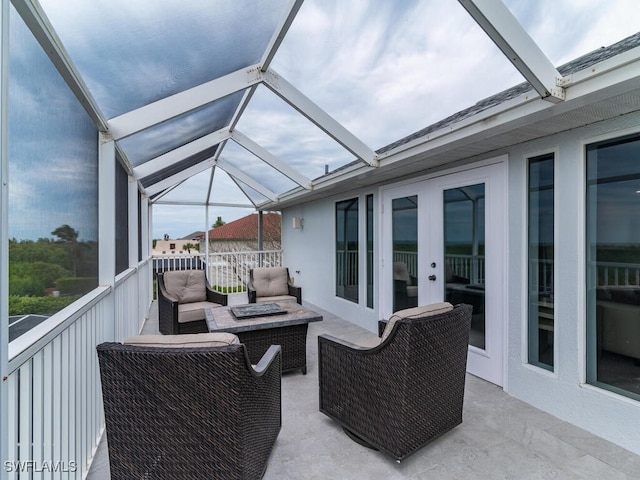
{"left": 52, "top": 224, "right": 80, "bottom": 276}
{"left": 183, "top": 242, "right": 199, "bottom": 253}
{"left": 212, "top": 216, "right": 225, "bottom": 228}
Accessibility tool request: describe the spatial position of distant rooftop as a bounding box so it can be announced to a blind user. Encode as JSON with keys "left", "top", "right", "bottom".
{"left": 202, "top": 212, "right": 281, "bottom": 241}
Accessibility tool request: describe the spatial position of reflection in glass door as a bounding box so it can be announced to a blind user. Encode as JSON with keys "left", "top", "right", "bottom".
{"left": 392, "top": 196, "right": 418, "bottom": 312}
{"left": 443, "top": 184, "right": 486, "bottom": 350}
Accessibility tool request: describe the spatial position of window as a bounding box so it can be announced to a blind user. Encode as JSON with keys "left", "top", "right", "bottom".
{"left": 366, "top": 194, "right": 374, "bottom": 308}
{"left": 8, "top": 5, "right": 98, "bottom": 341}
{"left": 528, "top": 154, "right": 554, "bottom": 370}
{"left": 336, "top": 198, "right": 359, "bottom": 303}
{"left": 586, "top": 134, "right": 640, "bottom": 401}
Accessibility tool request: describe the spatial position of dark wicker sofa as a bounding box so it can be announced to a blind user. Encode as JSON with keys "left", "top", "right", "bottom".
{"left": 318, "top": 303, "right": 472, "bottom": 462}
{"left": 97, "top": 335, "right": 282, "bottom": 480}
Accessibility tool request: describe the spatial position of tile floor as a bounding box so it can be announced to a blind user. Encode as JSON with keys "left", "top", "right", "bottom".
{"left": 87, "top": 299, "right": 640, "bottom": 480}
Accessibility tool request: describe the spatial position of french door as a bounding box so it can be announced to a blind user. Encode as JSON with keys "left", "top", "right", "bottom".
{"left": 381, "top": 162, "right": 505, "bottom": 386}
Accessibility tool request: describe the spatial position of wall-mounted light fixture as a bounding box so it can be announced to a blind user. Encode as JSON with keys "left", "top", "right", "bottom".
{"left": 292, "top": 216, "right": 304, "bottom": 229}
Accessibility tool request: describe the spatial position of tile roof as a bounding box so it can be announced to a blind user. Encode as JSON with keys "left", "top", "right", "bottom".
{"left": 202, "top": 212, "right": 281, "bottom": 241}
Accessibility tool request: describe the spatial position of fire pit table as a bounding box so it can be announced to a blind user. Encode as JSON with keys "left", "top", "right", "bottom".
{"left": 205, "top": 301, "right": 323, "bottom": 374}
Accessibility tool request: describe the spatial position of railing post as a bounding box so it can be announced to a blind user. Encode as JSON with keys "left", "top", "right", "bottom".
{"left": 258, "top": 211, "right": 264, "bottom": 267}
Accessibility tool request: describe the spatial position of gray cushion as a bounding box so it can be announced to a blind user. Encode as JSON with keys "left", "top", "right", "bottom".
{"left": 256, "top": 295, "right": 297, "bottom": 303}
{"left": 393, "top": 262, "right": 412, "bottom": 285}
{"left": 381, "top": 302, "right": 453, "bottom": 342}
{"left": 163, "top": 270, "right": 207, "bottom": 304}
{"left": 252, "top": 267, "right": 289, "bottom": 297}
{"left": 177, "top": 301, "right": 219, "bottom": 323}
{"left": 124, "top": 333, "right": 240, "bottom": 348}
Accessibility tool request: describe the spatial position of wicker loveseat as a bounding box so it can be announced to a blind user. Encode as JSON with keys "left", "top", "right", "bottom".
{"left": 247, "top": 267, "right": 301, "bottom": 304}
{"left": 97, "top": 333, "right": 282, "bottom": 480}
{"left": 157, "top": 270, "right": 228, "bottom": 334}
{"left": 318, "top": 303, "right": 472, "bottom": 462}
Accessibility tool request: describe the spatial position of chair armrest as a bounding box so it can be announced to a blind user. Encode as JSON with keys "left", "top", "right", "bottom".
{"left": 206, "top": 285, "right": 228, "bottom": 306}
{"left": 252, "top": 345, "right": 282, "bottom": 376}
{"left": 247, "top": 282, "right": 257, "bottom": 303}
{"left": 288, "top": 284, "right": 302, "bottom": 304}
{"left": 157, "top": 277, "right": 180, "bottom": 335}
{"left": 377, "top": 320, "right": 388, "bottom": 338}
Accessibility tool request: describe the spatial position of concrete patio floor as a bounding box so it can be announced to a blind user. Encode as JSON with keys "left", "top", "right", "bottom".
{"left": 87, "top": 297, "right": 640, "bottom": 479}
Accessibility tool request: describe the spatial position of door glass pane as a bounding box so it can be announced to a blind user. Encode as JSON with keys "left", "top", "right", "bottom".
{"left": 336, "top": 198, "right": 359, "bottom": 303}
{"left": 444, "top": 184, "right": 486, "bottom": 349}
{"left": 528, "top": 155, "right": 555, "bottom": 370}
{"left": 392, "top": 196, "right": 418, "bottom": 312}
{"left": 586, "top": 134, "right": 640, "bottom": 401}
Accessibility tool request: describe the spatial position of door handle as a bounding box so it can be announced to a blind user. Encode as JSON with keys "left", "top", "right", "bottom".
{"left": 428, "top": 275, "right": 437, "bottom": 281}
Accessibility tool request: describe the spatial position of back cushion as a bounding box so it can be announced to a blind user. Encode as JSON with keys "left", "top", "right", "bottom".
{"left": 252, "top": 267, "right": 289, "bottom": 297}
{"left": 163, "top": 270, "right": 207, "bottom": 304}
{"left": 381, "top": 302, "right": 453, "bottom": 342}
{"left": 124, "top": 333, "right": 240, "bottom": 348}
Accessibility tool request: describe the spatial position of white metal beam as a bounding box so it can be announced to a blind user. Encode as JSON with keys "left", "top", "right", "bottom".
{"left": 216, "top": 159, "right": 279, "bottom": 201}
{"left": 133, "top": 128, "right": 231, "bottom": 179}
{"left": 12, "top": 0, "right": 108, "bottom": 130}
{"left": 153, "top": 200, "right": 255, "bottom": 208}
{"left": 458, "top": 0, "right": 565, "bottom": 102}
{"left": 144, "top": 159, "right": 216, "bottom": 197}
{"left": 261, "top": 68, "right": 378, "bottom": 166}
{"left": 260, "top": 0, "right": 305, "bottom": 71}
{"left": 109, "top": 64, "right": 263, "bottom": 140}
{"left": 231, "top": 130, "right": 312, "bottom": 189}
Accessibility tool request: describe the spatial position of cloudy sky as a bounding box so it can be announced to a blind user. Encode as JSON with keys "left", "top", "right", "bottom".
{"left": 16, "top": 0, "right": 640, "bottom": 240}
{"left": 156, "top": 0, "right": 640, "bottom": 239}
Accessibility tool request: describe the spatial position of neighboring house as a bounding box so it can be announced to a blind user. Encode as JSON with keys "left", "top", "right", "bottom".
{"left": 200, "top": 212, "right": 281, "bottom": 253}
{"left": 152, "top": 239, "right": 200, "bottom": 255}
{"left": 276, "top": 33, "right": 640, "bottom": 455}
{"left": 152, "top": 231, "right": 202, "bottom": 255}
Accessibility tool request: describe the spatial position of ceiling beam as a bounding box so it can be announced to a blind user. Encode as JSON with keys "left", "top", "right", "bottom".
{"left": 109, "top": 64, "right": 263, "bottom": 140}
{"left": 144, "top": 159, "right": 216, "bottom": 197}
{"left": 231, "top": 130, "right": 312, "bottom": 189}
{"left": 260, "top": 0, "right": 305, "bottom": 71}
{"left": 458, "top": 0, "right": 565, "bottom": 103}
{"left": 261, "top": 68, "right": 378, "bottom": 166}
{"left": 12, "top": 0, "right": 108, "bottom": 130}
{"left": 216, "top": 159, "right": 279, "bottom": 201}
{"left": 133, "top": 128, "right": 231, "bottom": 179}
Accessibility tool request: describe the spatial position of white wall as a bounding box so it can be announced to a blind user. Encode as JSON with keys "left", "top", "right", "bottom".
{"left": 506, "top": 110, "right": 640, "bottom": 455}
{"left": 283, "top": 110, "right": 640, "bottom": 456}
{"left": 282, "top": 191, "right": 379, "bottom": 333}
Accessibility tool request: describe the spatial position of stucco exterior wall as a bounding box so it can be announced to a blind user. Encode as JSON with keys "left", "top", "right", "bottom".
{"left": 282, "top": 110, "right": 640, "bottom": 455}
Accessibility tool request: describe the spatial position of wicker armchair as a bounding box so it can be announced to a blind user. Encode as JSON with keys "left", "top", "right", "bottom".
{"left": 318, "top": 303, "right": 472, "bottom": 462}
{"left": 97, "top": 337, "right": 282, "bottom": 480}
{"left": 157, "top": 270, "right": 228, "bottom": 334}
{"left": 247, "top": 267, "right": 301, "bottom": 304}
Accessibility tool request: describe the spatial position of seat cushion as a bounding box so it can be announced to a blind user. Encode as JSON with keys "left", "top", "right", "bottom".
{"left": 256, "top": 295, "right": 297, "bottom": 303}
{"left": 381, "top": 302, "right": 453, "bottom": 342}
{"left": 177, "top": 301, "right": 219, "bottom": 323}
{"left": 163, "top": 270, "right": 207, "bottom": 304}
{"left": 124, "top": 332, "right": 240, "bottom": 348}
{"left": 252, "top": 267, "right": 289, "bottom": 297}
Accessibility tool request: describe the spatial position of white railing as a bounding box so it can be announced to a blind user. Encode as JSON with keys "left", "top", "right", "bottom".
{"left": 596, "top": 261, "right": 640, "bottom": 287}
{"left": 393, "top": 251, "right": 418, "bottom": 278}
{"left": 152, "top": 251, "right": 283, "bottom": 292}
{"left": 5, "top": 261, "right": 152, "bottom": 479}
{"left": 207, "top": 250, "right": 282, "bottom": 291}
{"left": 445, "top": 254, "right": 485, "bottom": 285}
